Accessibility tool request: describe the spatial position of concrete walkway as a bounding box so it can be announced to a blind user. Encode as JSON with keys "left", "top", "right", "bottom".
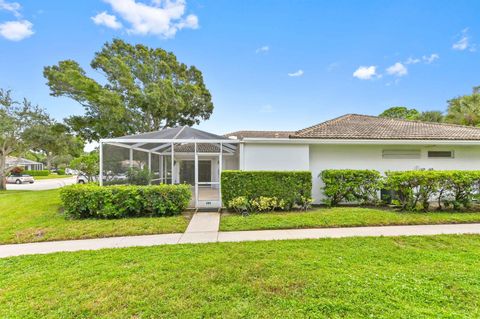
{"left": 179, "top": 212, "right": 220, "bottom": 244}
{"left": 1, "top": 221, "right": 480, "bottom": 258}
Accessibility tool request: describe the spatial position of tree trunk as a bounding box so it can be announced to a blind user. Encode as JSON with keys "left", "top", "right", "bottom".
{"left": 0, "top": 154, "right": 6, "bottom": 191}
{"left": 46, "top": 152, "right": 52, "bottom": 170}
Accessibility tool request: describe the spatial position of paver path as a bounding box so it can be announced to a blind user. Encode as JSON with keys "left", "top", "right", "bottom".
{"left": 1, "top": 221, "right": 480, "bottom": 258}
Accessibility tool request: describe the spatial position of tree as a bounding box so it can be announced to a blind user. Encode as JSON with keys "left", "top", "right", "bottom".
{"left": 445, "top": 87, "right": 480, "bottom": 126}
{"left": 70, "top": 152, "right": 99, "bottom": 182}
{"left": 23, "top": 121, "right": 84, "bottom": 169}
{"left": 44, "top": 39, "right": 214, "bottom": 142}
{"left": 379, "top": 106, "right": 419, "bottom": 120}
{"left": 0, "top": 89, "right": 50, "bottom": 190}
{"left": 416, "top": 111, "right": 444, "bottom": 123}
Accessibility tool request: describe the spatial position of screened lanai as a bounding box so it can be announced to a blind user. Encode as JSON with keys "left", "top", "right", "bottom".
{"left": 99, "top": 126, "right": 240, "bottom": 208}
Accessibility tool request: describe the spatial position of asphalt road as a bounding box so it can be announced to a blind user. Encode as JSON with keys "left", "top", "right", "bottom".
{"left": 6, "top": 176, "right": 77, "bottom": 191}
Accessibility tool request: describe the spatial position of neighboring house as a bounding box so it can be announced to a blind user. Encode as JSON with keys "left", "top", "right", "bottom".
{"left": 100, "top": 114, "right": 480, "bottom": 207}
{"left": 6, "top": 157, "right": 44, "bottom": 171}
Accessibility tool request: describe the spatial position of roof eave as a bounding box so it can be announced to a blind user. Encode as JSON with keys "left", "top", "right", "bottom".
{"left": 241, "top": 137, "right": 480, "bottom": 145}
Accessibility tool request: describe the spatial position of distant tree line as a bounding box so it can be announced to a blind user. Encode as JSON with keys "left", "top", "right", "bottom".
{"left": 379, "top": 86, "right": 480, "bottom": 126}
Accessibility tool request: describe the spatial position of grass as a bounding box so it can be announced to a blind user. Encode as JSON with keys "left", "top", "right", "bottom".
{"left": 1, "top": 235, "right": 480, "bottom": 318}
{"left": 34, "top": 174, "right": 73, "bottom": 180}
{"left": 0, "top": 190, "right": 189, "bottom": 244}
{"left": 220, "top": 206, "right": 480, "bottom": 231}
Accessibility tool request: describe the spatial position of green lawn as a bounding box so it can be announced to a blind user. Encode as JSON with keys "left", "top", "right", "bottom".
{"left": 220, "top": 207, "right": 480, "bottom": 231}
{"left": 34, "top": 174, "right": 73, "bottom": 180}
{"left": 1, "top": 235, "right": 480, "bottom": 318}
{"left": 0, "top": 190, "right": 189, "bottom": 244}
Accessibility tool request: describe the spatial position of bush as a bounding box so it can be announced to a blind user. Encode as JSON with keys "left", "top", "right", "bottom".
{"left": 23, "top": 170, "right": 49, "bottom": 176}
{"left": 57, "top": 169, "right": 66, "bottom": 175}
{"left": 384, "top": 170, "right": 480, "bottom": 211}
{"left": 127, "top": 167, "right": 153, "bottom": 185}
{"left": 227, "top": 196, "right": 249, "bottom": 213}
{"left": 221, "top": 171, "right": 312, "bottom": 211}
{"left": 320, "top": 169, "right": 382, "bottom": 206}
{"left": 10, "top": 166, "right": 24, "bottom": 175}
{"left": 250, "top": 196, "right": 285, "bottom": 212}
{"left": 60, "top": 184, "right": 192, "bottom": 219}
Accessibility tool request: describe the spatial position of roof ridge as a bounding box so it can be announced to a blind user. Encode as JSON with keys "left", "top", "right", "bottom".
{"left": 224, "top": 130, "right": 294, "bottom": 135}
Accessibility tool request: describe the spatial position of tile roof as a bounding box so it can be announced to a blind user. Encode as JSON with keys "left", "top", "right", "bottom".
{"left": 224, "top": 131, "right": 294, "bottom": 139}
{"left": 291, "top": 114, "right": 480, "bottom": 140}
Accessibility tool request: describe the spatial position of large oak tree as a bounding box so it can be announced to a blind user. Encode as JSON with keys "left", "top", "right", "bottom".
{"left": 44, "top": 39, "right": 214, "bottom": 142}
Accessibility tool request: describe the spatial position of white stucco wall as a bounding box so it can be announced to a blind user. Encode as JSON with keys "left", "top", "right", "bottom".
{"left": 242, "top": 143, "right": 310, "bottom": 171}
{"left": 309, "top": 144, "right": 480, "bottom": 203}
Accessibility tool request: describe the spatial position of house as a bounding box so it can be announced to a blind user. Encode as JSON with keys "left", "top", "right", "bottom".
{"left": 6, "top": 156, "right": 44, "bottom": 171}
{"left": 100, "top": 114, "right": 480, "bottom": 207}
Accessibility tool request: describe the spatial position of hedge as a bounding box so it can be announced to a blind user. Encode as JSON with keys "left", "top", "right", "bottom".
{"left": 384, "top": 170, "right": 480, "bottom": 211}
{"left": 320, "top": 169, "right": 480, "bottom": 211}
{"left": 23, "top": 170, "right": 49, "bottom": 176}
{"left": 60, "top": 184, "right": 192, "bottom": 219}
{"left": 320, "top": 169, "right": 383, "bottom": 206}
{"left": 221, "top": 171, "right": 312, "bottom": 211}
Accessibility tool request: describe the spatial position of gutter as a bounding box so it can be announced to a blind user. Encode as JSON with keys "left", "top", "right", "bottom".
{"left": 240, "top": 138, "right": 480, "bottom": 145}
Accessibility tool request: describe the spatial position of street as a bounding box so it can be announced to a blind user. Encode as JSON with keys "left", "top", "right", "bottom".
{"left": 7, "top": 176, "right": 77, "bottom": 191}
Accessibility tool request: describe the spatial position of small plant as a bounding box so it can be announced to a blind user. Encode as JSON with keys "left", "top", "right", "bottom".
{"left": 296, "top": 195, "right": 313, "bottom": 211}
{"left": 227, "top": 196, "right": 250, "bottom": 213}
{"left": 250, "top": 196, "right": 280, "bottom": 212}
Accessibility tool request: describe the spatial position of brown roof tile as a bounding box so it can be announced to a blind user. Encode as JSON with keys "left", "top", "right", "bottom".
{"left": 292, "top": 114, "right": 480, "bottom": 140}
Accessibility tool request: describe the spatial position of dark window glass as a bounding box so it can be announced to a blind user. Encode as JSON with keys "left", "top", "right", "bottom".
{"left": 428, "top": 151, "right": 453, "bottom": 158}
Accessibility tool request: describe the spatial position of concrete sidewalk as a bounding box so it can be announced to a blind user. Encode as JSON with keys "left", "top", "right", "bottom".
{"left": 2, "top": 222, "right": 480, "bottom": 258}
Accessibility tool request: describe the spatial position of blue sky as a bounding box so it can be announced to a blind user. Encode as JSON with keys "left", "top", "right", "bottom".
{"left": 1, "top": 0, "right": 480, "bottom": 137}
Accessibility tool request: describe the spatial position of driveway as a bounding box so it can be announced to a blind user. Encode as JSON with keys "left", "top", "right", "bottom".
{"left": 7, "top": 176, "right": 77, "bottom": 191}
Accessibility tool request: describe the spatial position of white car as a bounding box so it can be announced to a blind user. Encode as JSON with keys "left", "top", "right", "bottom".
{"left": 7, "top": 174, "right": 35, "bottom": 184}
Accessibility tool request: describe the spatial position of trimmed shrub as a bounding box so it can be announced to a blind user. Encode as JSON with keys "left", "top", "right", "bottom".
{"left": 384, "top": 170, "right": 480, "bottom": 211}
{"left": 221, "top": 171, "right": 312, "bottom": 211}
{"left": 57, "top": 169, "right": 66, "bottom": 175}
{"left": 23, "top": 170, "right": 49, "bottom": 176}
{"left": 60, "top": 184, "right": 192, "bottom": 219}
{"left": 320, "top": 169, "right": 382, "bottom": 206}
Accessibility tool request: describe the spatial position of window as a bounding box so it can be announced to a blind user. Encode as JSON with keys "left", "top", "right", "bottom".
{"left": 382, "top": 150, "right": 421, "bottom": 159}
{"left": 428, "top": 151, "right": 454, "bottom": 158}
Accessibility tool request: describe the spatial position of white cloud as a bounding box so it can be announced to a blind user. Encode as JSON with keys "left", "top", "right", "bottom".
{"left": 259, "top": 104, "right": 274, "bottom": 113}
{"left": 255, "top": 45, "right": 269, "bottom": 54}
{"left": 353, "top": 66, "right": 377, "bottom": 80}
{"left": 453, "top": 36, "right": 469, "bottom": 50}
{"left": 386, "top": 62, "right": 408, "bottom": 77}
{"left": 92, "top": 11, "right": 123, "bottom": 29}
{"left": 288, "top": 69, "right": 304, "bottom": 77}
{"left": 0, "top": 20, "right": 34, "bottom": 41}
{"left": 452, "top": 28, "right": 475, "bottom": 51}
{"left": 0, "top": 0, "right": 21, "bottom": 17}
{"left": 102, "top": 0, "right": 198, "bottom": 38}
{"left": 422, "top": 53, "right": 439, "bottom": 64}
{"left": 405, "top": 57, "right": 421, "bottom": 65}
